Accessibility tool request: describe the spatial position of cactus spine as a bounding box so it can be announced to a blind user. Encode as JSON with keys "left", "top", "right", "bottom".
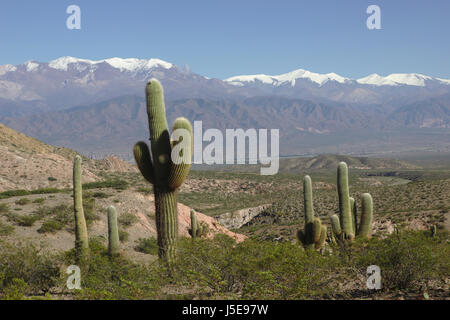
{"left": 73, "top": 155, "right": 89, "bottom": 265}
{"left": 134, "top": 79, "right": 193, "bottom": 265}
{"left": 190, "top": 210, "right": 198, "bottom": 238}
{"left": 107, "top": 206, "right": 120, "bottom": 257}
{"left": 298, "top": 175, "right": 327, "bottom": 250}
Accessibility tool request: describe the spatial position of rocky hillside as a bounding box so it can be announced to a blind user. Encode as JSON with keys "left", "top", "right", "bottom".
{"left": 0, "top": 123, "right": 136, "bottom": 192}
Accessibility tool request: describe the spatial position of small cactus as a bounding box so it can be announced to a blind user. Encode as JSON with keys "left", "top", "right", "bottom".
{"left": 430, "top": 225, "right": 437, "bottom": 237}
{"left": 134, "top": 79, "right": 193, "bottom": 265}
{"left": 73, "top": 155, "right": 89, "bottom": 265}
{"left": 107, "top": 206, "right": 120, "bottom": 257}
{"left": 190, "top": 209, "right": 198, "bottom": 238}
{"left": 298, "top": 175, "right": 327, "bottom": 250}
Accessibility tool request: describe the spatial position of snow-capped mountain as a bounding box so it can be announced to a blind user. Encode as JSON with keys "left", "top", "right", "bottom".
{"left": 226, "top": 69, "right": 351, "bottom": 87}
{"left": 0, "top": 56, "right": 246, "bottom": 117}
{"left": 226, "top": 70, "right": 450, "bottom": 88}
{"left": 0, "top": 56, "right": 449, "bottom": 118}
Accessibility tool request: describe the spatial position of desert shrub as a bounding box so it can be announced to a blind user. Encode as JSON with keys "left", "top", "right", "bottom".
{"left": 172, "top": 235, "right": 340, "bottom": 299}
{"left": 1, "top": 278, "right": 29, "bottom": 300}
{"left": 92, "top": 192, "right": 110, "bottom": 199}
{"left": 355, "top": 230, "right": 449, "bottom": 290}
{"left": 48, "top": 177, "right": 57, "bottom": 182}
{"left": 135, "top": 238, "right": 158, "bottom": 255}
{"left": 83, "top": 179, "right": 129, "bottom": 190}
{"left": 118, "top": 229, "right": 129, "bottom": 242}
{"left": 0, "top": 243, "right": 60, "bottom": 295}
{"left": 32, "top": 198, "right": 45, "bottom": 204}
{"left": 65, "top": 239, "right": 161, "bottom": 300}
{"left": 0, "top": 203, "right": 10, "bottom": 214}
{"left": 118, "top": 212, "right": 138, "bottom": 227}
{"left": 15, "top": 198, "right": 31, "bottom": 206}
{"left": 6, "top": 213, "right": 39, "bottom": 227}
{"left": 0, "top": 221, "right": 14, "bottom": 236}
{"left": 0, "top": 188, "right": 63, "bottom": 200}
{"left": 37, "top": 220, "right": 64, "bottom": 234}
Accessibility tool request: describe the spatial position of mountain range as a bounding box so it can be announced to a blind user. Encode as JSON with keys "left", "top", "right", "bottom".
{"left": 0, "top": 56, "right": 449, "bottom": 158}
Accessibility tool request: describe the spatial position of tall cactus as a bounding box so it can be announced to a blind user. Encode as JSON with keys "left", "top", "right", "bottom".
{"left": 298, "top": 175, "right": 327, "bottom": 250}
{"left": 337, "top": 162, "right": 354, "bottom": 240}
{"left": 190, "top": 209, "right": 198, "bottom": 238}
{"left": 107, "top": 206, "right": 120, "bottom": 257}
{"left": 134, "top": 79, "right": 193, "bottom": 265}
{"left": 73, "top": 155, "right": 89, "bottom": 265}
{"left": 331, "top": 162, "right": 374, "bottom": 242}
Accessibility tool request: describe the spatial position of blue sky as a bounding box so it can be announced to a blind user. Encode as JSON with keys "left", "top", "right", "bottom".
{"left": 0, "top": 0, "right": 449, "bottom": 79}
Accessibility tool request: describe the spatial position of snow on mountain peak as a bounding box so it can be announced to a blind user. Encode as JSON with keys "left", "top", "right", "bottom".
{"left": 357, "top": 73, "right": 433, "bottom": 87}
{"left": 0, "top": 64, "right": 17, "bottom": 76}
{"left": 226, "top": 69, "right": 350, "bottom": 87}
{"left": 47, "top": 56, "right": 173, "bottom": 72}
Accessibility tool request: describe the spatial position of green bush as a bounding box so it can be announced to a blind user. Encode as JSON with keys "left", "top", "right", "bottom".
{"left": 32, "top": 198, "right": 45, "bottom": 204}
{"left": 83, "top": 179, "right": 129, "bottom": 190}
{"left": 0, "top": 203, "right": 10, "bottom": 214}
{"left": 38, "top": 220, "right": 64, "bottom": 234}
{"left": 92, "top": 192, "right": 110, "bottom": 199}
{"left": 135, "top": 238, "right": 158, "bottom": 255}
{"left": 6, "top": 213, "right": 39, "bottom": 227}
{"left": 118, "top": 229, "right": 129, "bottom": 242}
{"left": 0, "top": 221, "right": 14, "bottom": 236}
{"left": 118, "top": 212, "right": 138, "bottom": 227}
{"left": 355, "top": 230, "right": 449, "bottom": 290}
{"left": 15, "top": 198, "right": 31, "bottom": 206}
{"left": 0, "top": 243, "right": 60, "bottom": 295}
{"left": 48, "top": 177, "right": 57, "bottom": 182}
{"left": 65, "top": 239, "right": 161, "bottom": 300}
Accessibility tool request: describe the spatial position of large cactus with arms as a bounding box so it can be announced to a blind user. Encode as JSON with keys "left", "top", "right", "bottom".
{"left": 331, "top": 162, "right": 374, "bottom": 241}
{"left": 297, "top": 175, "right": 327, "bottom": 250}
{"left": 133, "top": 79, "right": 193, "bottom": 264}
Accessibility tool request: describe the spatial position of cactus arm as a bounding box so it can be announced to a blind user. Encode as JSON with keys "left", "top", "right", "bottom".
{"left": 357, "top": 193, "right": 373, "bottom": 238}
{"left": 350, "top": 197, "right": 357, "bottom": 235}
{"left": 330, "top": 214, "right": 342, "bottom": 237}
{"left": 73, "top": 155, "right": 89, "bottom": 265}
{"left": 337, "top": 162, "right": 354, "bottom": 240}
{"left": 107, "top": 206, "right": 120, "bottom": 257}
{"left": 315, "top": 225, "right": 327, "bottom": 250}
{"left": 168, "top": 117, "right": 193, "bottom": 190}
{"left": 303, "top": 175, "right": 314, "bottom": 225}
{"left": 133, "top": 141, "right": 155, "bottom": 184}
{"left": 146, "top": 79, "right": 172, "bottom": 186}
{"left": 312, "top": 218, "right": 322, "bottom": 243}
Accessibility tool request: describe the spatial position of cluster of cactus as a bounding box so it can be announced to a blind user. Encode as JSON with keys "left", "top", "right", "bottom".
{"left": 330, "top": 162, "right": 373, "bottom": 241}
{"left": 297, "top": 175, "right": 327, "bottom": 250}
{"left": 134, "top": 79, "right": 193, "bottom": 264}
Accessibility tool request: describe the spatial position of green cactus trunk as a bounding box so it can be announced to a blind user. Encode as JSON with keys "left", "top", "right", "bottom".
{"left": 155, "top": 188, "right": 178, "bottom": 261}
{"left": 73, "top": 155, "right": 89, "bottom": 266}
{"left": 107, "top": 206, "right": 120, "bottom": 257}
{"left": 190, "top": 210, "right": 198, "bottom": 238}
{"left": 337, "top": 162, "right": 354, "bottom": 240}
{"left": 298, "top": 175, "right": 326, "bottom": 250}
{"left": 357, "top": 193, "right": 373, "bottom": 239}
{"left": 134, "top": 79, "right": 193, "bottom": 266}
